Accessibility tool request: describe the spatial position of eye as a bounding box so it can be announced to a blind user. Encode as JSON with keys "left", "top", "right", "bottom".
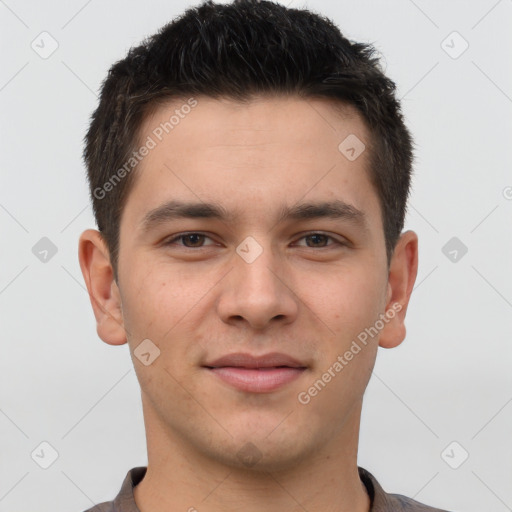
{"left": 164, "top": 232, "right": 216, "bottom": 248}
{"left": 294, "top": 232, "right": 344, "bottom": 248}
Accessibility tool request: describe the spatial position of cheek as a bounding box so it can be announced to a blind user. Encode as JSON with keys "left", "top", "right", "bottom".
{"left": 312, "top": 268, "right": 384, "bottom": 399}
{"left": 121, "top": 258, "right": 205, "bottom": 337}
{"left": 120, "top": 262, "right": 215, "bottom": 386}
{"left": 301, "top": 264, "right": 386, "bottom": 338}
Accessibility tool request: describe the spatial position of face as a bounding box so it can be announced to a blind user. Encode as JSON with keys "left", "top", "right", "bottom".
{"left": 80, "top": 95, "right": 417, "bottom": 472}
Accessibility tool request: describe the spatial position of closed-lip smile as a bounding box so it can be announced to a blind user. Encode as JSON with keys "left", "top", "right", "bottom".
{"left": 203, "top": 352, "right": 307, "bottom": 393}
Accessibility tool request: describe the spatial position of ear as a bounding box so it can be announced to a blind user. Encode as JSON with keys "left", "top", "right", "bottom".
{"left": 78, "top": 229, "right": 127, "bottom": 346}
{"left": 378, "top": 230, "right": 419, "bottom": 349}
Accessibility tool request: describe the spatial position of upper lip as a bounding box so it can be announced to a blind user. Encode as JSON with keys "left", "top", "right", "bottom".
{"left": 204, "top": 352, "right": 307, "bottom": 369}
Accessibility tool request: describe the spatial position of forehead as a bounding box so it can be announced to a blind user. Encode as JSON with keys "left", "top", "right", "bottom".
{"left": 123, "top": 95, "right": 381, "bottom": 233}
{"left": 138, "top": 94, "right": 366, "bottom": 155}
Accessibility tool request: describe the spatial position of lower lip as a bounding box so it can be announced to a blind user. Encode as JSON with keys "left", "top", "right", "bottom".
{"left": 207, "top": 367, "right": 306, "bottom": 393}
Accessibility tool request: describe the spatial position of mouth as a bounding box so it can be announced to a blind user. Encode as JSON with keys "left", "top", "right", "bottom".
{"left": 203, "top": 352, "right": 307, "bottom": 393}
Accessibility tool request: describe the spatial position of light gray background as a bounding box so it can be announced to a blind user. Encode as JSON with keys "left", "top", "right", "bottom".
{"left": 1, "top": 1, "right": 511, "bottom": 511}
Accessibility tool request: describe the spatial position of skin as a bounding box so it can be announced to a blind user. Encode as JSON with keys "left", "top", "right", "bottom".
{"left": 79, "top": 95, "right": 418, "bottom": 512}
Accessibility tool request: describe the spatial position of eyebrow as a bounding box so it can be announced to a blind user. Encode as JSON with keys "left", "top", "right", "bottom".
{"left": 139, "top": 199, "right": 369, "bottom": 233}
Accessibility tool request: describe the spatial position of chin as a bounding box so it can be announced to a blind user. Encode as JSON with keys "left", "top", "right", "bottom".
{"left": 207, "top": 425, "right": 319, "bottom": 474}
{"left": 215, "top": 441, "right": 312, "bottom": 473}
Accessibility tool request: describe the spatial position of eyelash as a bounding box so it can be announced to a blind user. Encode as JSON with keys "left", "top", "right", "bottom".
{"left": 163, "top": 232, "right": 345, "bottom": 249}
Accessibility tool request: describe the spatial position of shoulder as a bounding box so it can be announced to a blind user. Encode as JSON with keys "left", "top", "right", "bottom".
{"left": 80, "top": 502, "right": 114, "bottom": 512}
{"left": 78, "top": 466, "right": 147, "bottom": 512}
{"left": 358, "top": 467, "right": 453, "bottom": 512}
{"left": 386, "top": 492, "right": 452, "bottom": 511}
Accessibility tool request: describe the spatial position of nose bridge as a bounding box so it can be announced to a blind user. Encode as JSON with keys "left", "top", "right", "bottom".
{"left": 234, "top": 237, "right": 282, "bottom": 301}
{"left": 217, "top": 235, "right": 298, "bottom": 328}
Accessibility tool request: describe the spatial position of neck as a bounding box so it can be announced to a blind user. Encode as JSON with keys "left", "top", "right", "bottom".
{"left": 134, "top": 398, "right": 370, "bottom": 512}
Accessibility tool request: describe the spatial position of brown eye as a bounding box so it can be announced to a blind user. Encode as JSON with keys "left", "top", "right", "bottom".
{"left": 304, "top": 234, "right": 330, "bottom": 247}
{"left": 164, "top": 233, "right": 215, "bottom": 248}
{"left": 295, "top": 232, "right": 343, "bottom": 248}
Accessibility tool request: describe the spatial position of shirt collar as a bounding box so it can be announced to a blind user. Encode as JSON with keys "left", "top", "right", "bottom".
{"left": 110, "top": 465, "right": 428, "bottom": 512}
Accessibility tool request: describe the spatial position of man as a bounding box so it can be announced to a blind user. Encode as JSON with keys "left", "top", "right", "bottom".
{"left": 77, "top": 0, "right": 451, "bottom": 510}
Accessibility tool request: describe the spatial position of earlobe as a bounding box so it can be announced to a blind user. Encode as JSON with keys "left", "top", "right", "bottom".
{"left": 378, "top": 230, "right": 419, "bottom": 349}
{"left": 78, "top": 229, "right": 127, "bottom": 346}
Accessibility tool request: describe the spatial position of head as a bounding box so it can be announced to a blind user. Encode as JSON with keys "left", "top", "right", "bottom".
{"left": 79, "top": 0, "right": 418, "bottom": 472}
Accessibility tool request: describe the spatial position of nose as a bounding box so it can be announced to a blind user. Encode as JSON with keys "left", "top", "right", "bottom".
{"left": 216, "top": 243, "right": 299, "bottom": 331}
